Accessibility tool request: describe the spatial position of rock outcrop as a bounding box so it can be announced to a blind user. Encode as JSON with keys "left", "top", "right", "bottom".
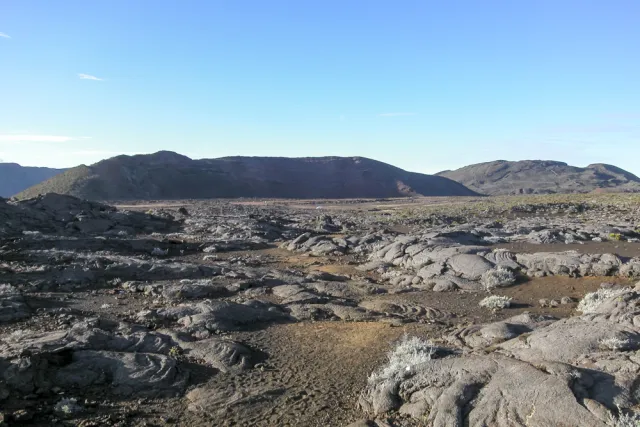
{"left": 358, "top": 288, "right": 640, "bottom": 426}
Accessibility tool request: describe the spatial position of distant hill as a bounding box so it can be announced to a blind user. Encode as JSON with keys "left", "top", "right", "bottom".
{"left": 0, "top": 163, "right": 66, "bottom": 198}
{"left": 436, "top": 160, "right": 640, "bottom": 195}
{"left": 15, "top": 151, "right": 478, "bottom": 200}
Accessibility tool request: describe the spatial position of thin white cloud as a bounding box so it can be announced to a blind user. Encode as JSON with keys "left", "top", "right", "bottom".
{"left": 0, "top": 32, "right": 10, "bottom": 39}
{"left": 78, "top": 73, "right": 103, "bottom": 81}
{"left": 0, "top": 134, "right": 91, "bottom": 143}
{"left": 544, "top": 124, "right": 637, "bottom": 134}
{"left": 0, "top": 149, "right": 138, "bottom": 168}
{"left": 378, "top": 112, "right": 417, "bottom": 117}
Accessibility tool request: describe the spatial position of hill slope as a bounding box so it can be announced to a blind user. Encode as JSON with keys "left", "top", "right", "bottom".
{"left": 437, "top": 160, "right": 640, "bottom": 195}
{"left": 0, "top": 163, "right": 66, "bottom": 198}
{"left": 16, "top": 152, "right": 478, "bottom": 200}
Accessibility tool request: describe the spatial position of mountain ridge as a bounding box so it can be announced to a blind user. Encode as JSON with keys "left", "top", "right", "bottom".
{"left": 15, "top": 152, "right": 478, "bottom": 200}
{"left": 436, "top": 159, "right": 640, "bottom": 195}
{"left": 0, "top": 163, "right": 66, "bottom": 198}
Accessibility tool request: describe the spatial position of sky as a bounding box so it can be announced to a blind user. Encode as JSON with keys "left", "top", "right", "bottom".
{"left": 1, "top": 0, "right": 640, "bottom": 175}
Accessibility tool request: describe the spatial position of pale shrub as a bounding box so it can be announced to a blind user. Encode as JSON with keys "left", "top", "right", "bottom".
{"left": 600, "top": 336, "right": 632, "bottom": 352}
{"left": 151, "top": 247, "right": 168, "bottom": 256}
{"left": 368, "top": 335, "right": 436, "bottom": 383}
{"left": 577, "top": 287, "right": 630, "bottom": 313}
{"left": 481, "top": 267, "right": 516, "bottom": 291}
{"left": 609, "top": 409, "right": 640, "bottom": 427}
{"left": 479, "top": 295, "right": 512, "bottom": 309}
{"left": 54, "top": 397, "right": 82, "bottom": 414}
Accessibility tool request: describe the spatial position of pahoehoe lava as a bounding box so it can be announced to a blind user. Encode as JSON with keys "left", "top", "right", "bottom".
{"left": 1, "top": 192, "right": 640, "bottom": 426}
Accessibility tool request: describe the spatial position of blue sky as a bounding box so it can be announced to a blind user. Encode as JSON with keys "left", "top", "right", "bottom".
{"left": 1, "top": 0, "right": 639, "bottom": 175}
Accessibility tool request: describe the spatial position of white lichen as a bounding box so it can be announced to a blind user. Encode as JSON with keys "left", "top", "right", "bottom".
{"left": 368, "top": 335, "right": 436, "bottom": 384}
{"left": 577, "top": 287, "right": 630, "bottom": 313}
{"left": 479, "top": 295, "right": 513, "bottom": 309}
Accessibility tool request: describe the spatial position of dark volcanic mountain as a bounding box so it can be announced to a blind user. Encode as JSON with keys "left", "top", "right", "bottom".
{"left": 15, "top": 151, "right": 478, "bottom": 200}
{"left": 437, "top": 160, "right": 640, "bottom": 195}
{"left": 0, "top": 163, "right": 66, "bottom": 198}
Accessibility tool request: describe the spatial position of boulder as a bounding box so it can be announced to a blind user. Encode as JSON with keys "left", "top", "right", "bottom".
{"left": 447, "top": 254, "right": 494, "bottom": 280}
{"left": 175, "top": 300, "right": 288, "bottom": 332}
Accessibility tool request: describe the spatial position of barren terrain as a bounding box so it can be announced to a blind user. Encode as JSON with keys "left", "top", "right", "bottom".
{"left": 2, "top": 193, "right": 640, "bottom": 426}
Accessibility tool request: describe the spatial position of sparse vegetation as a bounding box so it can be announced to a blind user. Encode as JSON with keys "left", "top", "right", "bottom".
{"left": 609, "top": 409, "right": 640, "bottom": 427}
{"left": 481, "top": 266, "right": 516, "bottom": 291}
{"left": 7, "top": 329, "right": 28, "bottom": 342}
{"left": 54, "top": 397, "right": 83, "bottom": 415}
{"left": 609, "top": 233, "right": 623, "bottom": 241}
{"left": 577, "top": 287, "right": 631, "bottom": 313}
{"left": 368, "top": 335, "right": 436, "bottom": 383}
{"left": 369, "top": 193, "right": 640, "bottom": 229}
{"left": 479, "top": 295, "right": 513, "bottom": 309}
{"left": 600, "top": 336, "right": 632, "bottom": 352}
{"left": 169, "top": 346, "right": 182, "bottom": 358}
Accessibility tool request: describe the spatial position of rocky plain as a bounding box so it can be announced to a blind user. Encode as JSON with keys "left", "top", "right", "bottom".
{"left": 2, "top": 192, "right": 640, "bottom": 426}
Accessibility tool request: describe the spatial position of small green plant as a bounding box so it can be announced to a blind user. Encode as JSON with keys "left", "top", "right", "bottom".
{"left": 169, "top": 346, "right": 182, "bottom": 358}
{"left": 609, "top": 233, "right": 623, "bottom": 241}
